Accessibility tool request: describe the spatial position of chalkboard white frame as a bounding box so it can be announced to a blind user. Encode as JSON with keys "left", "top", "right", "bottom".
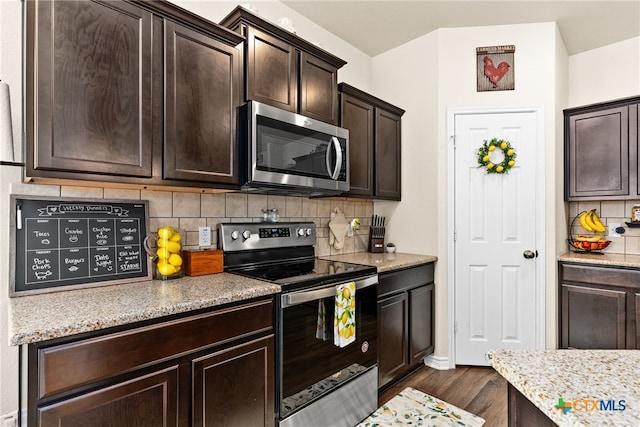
{"left": 9, "top": 195, "right": 152, "bottom": 296}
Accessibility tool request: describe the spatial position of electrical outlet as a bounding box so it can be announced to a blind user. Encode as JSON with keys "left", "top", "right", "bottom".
{"left": 199, "top": 226, "right": 211, "bottom": 246}
{"left": 608, "top": 222, "right": 622, "bottom": 237}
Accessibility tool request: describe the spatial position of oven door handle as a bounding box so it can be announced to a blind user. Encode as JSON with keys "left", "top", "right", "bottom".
{"left": 281, "top": 275, "right": 378, "bottom": 307}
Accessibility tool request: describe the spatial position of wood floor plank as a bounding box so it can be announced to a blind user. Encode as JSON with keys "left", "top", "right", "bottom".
{"left": 378, "top": 365, "right": 507, "bottom": 427}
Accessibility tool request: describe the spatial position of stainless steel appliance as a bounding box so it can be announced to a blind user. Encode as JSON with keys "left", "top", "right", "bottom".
{"left": 219, "top": 222, "right": 378, "bottom": 427}
{"left": 242, "top": 101, "right": 350, "bottom": 196}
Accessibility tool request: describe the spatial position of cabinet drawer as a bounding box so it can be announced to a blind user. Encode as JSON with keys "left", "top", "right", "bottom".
{"left": 36, "top": 298, "right": 273, "bottom": 399}
{"left": 379, "top": 263, "right": 434, "bottom": 298}
{"left": 560, "top": 263, "right": 640, "bottom": 290}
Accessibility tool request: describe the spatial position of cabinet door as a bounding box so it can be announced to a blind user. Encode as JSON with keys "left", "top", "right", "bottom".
{"left": 561, "top": 284, "right": 627, "bottom": 349}
{"left": 28, "top": 0, "right": 153, "bottom": 177}
{"left": 565, "top": 106, "right": 630, "bottom": 199}
{"left": 192, "top": 335, "right": 275, "bottom": 427}
{"left": 299, "top": 52, "right": 339, "bottom": 124}
{"left": 245, "top": 26, "right": 297, "bottom": 113}
{"left": 375, "top": 108, "right": 402, "bottom": 200}
{"left": 340, "top": 93, "right": 374, "bottom": 197}
{"left": 378, "top": 293, "right": 409, "bottom": 388}
{"left": 409, "top": 284, "right": 434, "bottom": 365}
{"left": 38, "top": 366, "right": 179, "bottom": 427}
{"left": 164, "top": 20, "right": 241, "bottom": 184}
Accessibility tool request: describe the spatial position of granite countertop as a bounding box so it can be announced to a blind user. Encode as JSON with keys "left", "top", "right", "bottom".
{"left": 558, "top": 251, "right": 640, "bottom": 269}
{"left": 488, "top": 349, "right": 640, "bottom": 426}
{"left": 9, "top": 273, "right": 280, "bottom": 346}
{"left": 321, "top": 252, "right": 437, "bottom": 273}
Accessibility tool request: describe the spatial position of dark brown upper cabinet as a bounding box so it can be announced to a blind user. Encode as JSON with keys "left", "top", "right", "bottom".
{"left": 339, "top": 83, "right": 404, "bottom": 200}
{"left": 220, "top": 6, "right": 346, "bottom": 125}
{"left": 163, "top": 19, "right": 242, "bottom": 184}
{"left": 26, "top": 0, "right": 244, "bottom": 190}
{"left": 26, "top": 0, "right": 154, "bottom": 178}
{"left": 564, "top": 96, "right": 640, "bottom": 200}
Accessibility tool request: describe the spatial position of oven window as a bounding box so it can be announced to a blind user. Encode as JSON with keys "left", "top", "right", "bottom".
{"left": 256, "top": 116, "right": 346, "bottom": 180}
{"left": 280, "top": 283, "right": 377, "bottom": 418}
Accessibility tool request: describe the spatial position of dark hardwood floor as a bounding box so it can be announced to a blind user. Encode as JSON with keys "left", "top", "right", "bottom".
{"left": 378, "top": 365, "right": 508, "bottom": 426}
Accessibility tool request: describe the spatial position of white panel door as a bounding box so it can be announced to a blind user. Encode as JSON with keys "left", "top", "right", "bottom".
{"left": 454, "top": 110, "right": 540, "bottom": 366}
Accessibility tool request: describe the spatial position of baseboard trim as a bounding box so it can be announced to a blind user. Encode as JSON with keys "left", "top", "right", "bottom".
{"left": 423, "top": 354, "right": 450, "bottom": 370}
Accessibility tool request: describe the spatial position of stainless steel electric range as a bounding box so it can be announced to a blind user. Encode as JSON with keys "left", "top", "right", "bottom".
{"left": 219, "top": 222, "right": 378, "bottom": 427}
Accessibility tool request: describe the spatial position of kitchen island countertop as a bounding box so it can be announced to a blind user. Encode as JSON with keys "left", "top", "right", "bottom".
{"left": 488, "top": 349, "right": 640, "bottom": 426}
{"left": 558, "top": 251, "right": 640, "bottom": 268}
{"left": 321, "top": 252, "right": 437, "bottom": 273}
{"left": 9, "top": 273, "right": 280, "bottom": 346}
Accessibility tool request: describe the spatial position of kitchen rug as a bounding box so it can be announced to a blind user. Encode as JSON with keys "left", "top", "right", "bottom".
{"left": 357, "top": 387, "right": 485, "bottom": 426}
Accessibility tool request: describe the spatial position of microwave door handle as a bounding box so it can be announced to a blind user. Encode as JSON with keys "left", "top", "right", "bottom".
{"left": 325, "top": 136, "right": 343, "bottom": 180}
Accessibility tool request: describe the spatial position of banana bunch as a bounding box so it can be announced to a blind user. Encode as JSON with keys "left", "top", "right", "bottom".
{"left": 578, "top": 209, "right": 606, "bottom": 233}
{"left": 574, "top": 235, "right": 602, "bottom": 242}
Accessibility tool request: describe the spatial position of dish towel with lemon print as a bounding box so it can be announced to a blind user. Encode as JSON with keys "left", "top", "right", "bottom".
{"left": 334, "top": 282, "right": 356, "bottom": 348}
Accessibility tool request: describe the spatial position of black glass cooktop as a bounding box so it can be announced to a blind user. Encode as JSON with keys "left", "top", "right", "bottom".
{"left": 229, "top": 258, "right": 376, "bottom": 292}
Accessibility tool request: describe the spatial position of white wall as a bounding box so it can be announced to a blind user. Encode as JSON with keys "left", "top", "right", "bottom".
{"left": 371, "top": 22, "right": 567, "bottom": 361}
{"left": 568, "top": 37, "right": 640, "bottom": 107}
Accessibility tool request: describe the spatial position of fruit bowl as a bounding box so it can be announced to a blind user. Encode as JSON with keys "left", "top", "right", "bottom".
{"left": 570, "top": 239, "right": 611, "bottom": 252}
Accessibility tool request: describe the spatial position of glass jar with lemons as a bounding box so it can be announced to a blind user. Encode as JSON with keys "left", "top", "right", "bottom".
{"left": 144, "top": 226, "right": 185, "bottom": 280}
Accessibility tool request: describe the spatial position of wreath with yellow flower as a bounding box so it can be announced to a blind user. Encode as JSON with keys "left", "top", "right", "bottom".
{"left": 477, "top": 138, "right": 517, "bottom": 174}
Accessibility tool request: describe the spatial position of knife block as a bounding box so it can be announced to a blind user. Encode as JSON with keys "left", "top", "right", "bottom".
{"left": 368, "top": 231, "right": 385, "bottom": 253}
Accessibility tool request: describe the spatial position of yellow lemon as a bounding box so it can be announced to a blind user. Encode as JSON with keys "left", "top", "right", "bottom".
{"left": 334, "top": 317, "right": 338, "bottom": 327}
{"left": 157, "top": 238, "right": 167, "bottom": 248}
{"left": 166, "top": 241, "right": 181, "bottom": 254}
{"left": 508, "top": 160, "right": 515, "bottom": 167}
{"left": 496, "top": 166, "right": 504, "bottom": 173}
{"left": 488, "top": 145, "right": 496, "bottom": 152}
{"left": 500, "top": 142, "right": 508, "bottom": 150}
{"left": 157, "top": 226, "right": 174, "bottom": 240}
{"left": 168, "top": 253, "right": 183, "bottom": 267}
{"left": 507, "top": 149, "right": 515, "bottom": 156}
{"left": 350, "top": 298, "right": 356, "bottom": 309}
{"left": 482, "top": 155, "right": 490, "bottom": 162}
{"left": 156, "top": 247, "right": 171, "bottom": 260}
{"left": 486, "top": 163, "right": 494, "bottom": 169}
{"left": 170, "top": 232, "right": 181, "bottom": 242}
{"left": 341, "top": 311, "right": 349, "bottom": 325}
{"left": 157, "top": 262, "right": 176, "bottom": 276}
{"left": 342, "top": 287, "right": 351, "bottom": 300}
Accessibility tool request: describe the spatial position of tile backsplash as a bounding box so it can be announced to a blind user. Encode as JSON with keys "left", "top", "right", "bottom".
{"left": 12, "top": 183, "right": 374, "bottom": 257}
{"left": 568, "top": 201, "right": 640, "bottom": 255}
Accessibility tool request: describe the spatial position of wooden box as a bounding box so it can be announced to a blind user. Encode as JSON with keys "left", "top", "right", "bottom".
{"left": 183, "top": 250, "right": 223, "bottom": 276}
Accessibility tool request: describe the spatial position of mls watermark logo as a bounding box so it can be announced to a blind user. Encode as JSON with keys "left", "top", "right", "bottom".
{"left": 555, "top": 397, "right": 626, "bottom": 414}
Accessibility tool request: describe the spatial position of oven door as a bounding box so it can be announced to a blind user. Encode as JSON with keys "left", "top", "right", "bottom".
{"left": 278, "top": 275, "right": 378, "bottom": 427}
{"left": 247, "top": 101, "right": 349, "bottom": 194}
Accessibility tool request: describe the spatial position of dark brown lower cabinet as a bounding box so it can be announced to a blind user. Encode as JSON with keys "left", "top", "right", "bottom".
{"left": 26, "top": 298, "right": 275, "bottom": 427}
{"left": 559, "top": 262, "right": 639, "bottom": 349}
{"left": 378, "top": 263, "right": 435, "bottom": 389}
{"left": 508, "top": 384, "right": 555, "bottom": 427}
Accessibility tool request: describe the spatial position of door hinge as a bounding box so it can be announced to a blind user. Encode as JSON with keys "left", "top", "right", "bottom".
{"left": 454, "top": 321, "right": 457, "bottom": 334}
{"left": 450, "top": 135, "right": 456, "bottom": 148}
{"left": 453, "top": 229, "right": 457, "bottom": 242}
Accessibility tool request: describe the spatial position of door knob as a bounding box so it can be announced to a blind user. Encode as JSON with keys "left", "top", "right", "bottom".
{"left": 523, "top": 250, "right": 536, "bottom": 259}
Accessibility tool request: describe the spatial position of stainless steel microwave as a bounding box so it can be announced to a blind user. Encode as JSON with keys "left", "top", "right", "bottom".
{"left": 242, "top": 101, "right": 349, "bottom": 197}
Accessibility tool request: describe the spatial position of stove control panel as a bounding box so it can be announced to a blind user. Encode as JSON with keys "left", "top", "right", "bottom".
{"left": 218, "top": 222, "right": 316, "bottom": 252}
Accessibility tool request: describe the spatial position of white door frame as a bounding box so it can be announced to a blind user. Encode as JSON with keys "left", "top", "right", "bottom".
{"left": 446, "top": 106, "right": 546, "bottom": 368}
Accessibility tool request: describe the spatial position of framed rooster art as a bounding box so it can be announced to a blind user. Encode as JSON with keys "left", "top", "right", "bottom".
{"left": 476, "top": 45, "right": 515, "bottom": 91}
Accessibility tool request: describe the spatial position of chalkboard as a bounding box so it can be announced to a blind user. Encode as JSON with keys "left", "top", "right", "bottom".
{"left": 10, "top": 196, "right": 151, "bottom": 296}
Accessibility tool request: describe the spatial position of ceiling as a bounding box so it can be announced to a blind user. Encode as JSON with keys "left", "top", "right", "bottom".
{"left": 281, "top": 1, "right": 640, "bottom": 56}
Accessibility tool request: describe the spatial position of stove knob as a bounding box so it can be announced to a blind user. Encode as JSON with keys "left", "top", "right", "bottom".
{"left": 230, "top": 230, "right": 240, "bottom": 240}
{"left": 242, "top": 230, "right": 251, "bottom": 240}
{"left": 305, "top": 228, "right": 313, "bottom": 236}
{"left": 296, "top": 228, "right": 305, "bottom": 237}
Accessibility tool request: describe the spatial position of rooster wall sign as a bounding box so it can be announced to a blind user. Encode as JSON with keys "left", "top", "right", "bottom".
{"left": 476, "top": 45, "right": 515, "bottom": 91}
